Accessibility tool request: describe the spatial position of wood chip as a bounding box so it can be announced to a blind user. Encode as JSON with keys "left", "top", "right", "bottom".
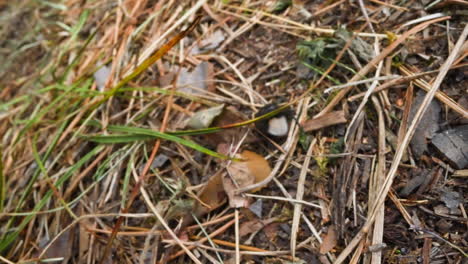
{"left": 302, "top": 110, "right": 347, "bottom": 132}
{"left": 431, "top": 125, "right": 468, "bottom": 169}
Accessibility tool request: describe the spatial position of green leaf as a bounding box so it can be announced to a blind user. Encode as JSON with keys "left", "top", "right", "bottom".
{"left": 272, "top": 0, "right": 292, "bottom": 13}
{"left": 297, "top": 39, "right": 326, "bottom": 60}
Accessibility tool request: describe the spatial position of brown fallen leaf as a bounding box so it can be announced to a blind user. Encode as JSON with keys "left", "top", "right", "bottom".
{"left": 192, "top": 150, "right": 271, "bottom": 214}
{"left": 239, "top": 217, "right": 277, "bottom": 237}
{"left": 263, "top": 222, "right": 280, "bottom": 242}
{"left": 224, "top": 150, "right": 272, "bottom": 208}
{"left": 223, "top": 171, "right": 250, "bottom": 208}
{"left": 302, "top": 110, "right": 347, "bottom": 132}
{"left": 320, "top": 225, "right": 337, "bottom": 254}
{"left": 241, "top": 150, "right": 272, "bottom": 191}
{"left": 194, "top": 171, "right": 227, "bottom": 217}
{"left": 35, "top": 228, "right": 73, "bottom": 261}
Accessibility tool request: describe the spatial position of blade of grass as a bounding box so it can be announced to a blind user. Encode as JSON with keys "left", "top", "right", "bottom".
{"left": 86, "top": 134, "right": 155, "bottom": 143}
{"left": 301, "top": 62, "right": 341, "bottom": 85}
{"left": 121, "top": 148, "right": 137, "bottom": 209}
{"left": 54, "top": 9, "right": 90, "bottom": 82}
{"left": 60, "top": 11, "right": 110, "bottom": 83}
{"left": 32, "top": 135, "right": 77, "bottom": 219}
{"left": 0, "top": 145, "right": 104, "bottom": 252}
{"left": 94, "top": 16, "right": 202, "bottom": 107}
{"left": 1, "top": 119, "right": 68, "bottom": 242}
{"left": 14, "top": 80, "right": 90, "bottom": 145}
{"left": 87, "top": 103, "right": 292, "bottom": 142}
{"left": 87, "top": 125, "right": 232, "bottom": 160}
{"left": 165, "top": 103, "right": 293, "bottom": 136}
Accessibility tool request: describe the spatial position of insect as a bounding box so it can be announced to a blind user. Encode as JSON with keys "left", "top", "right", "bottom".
{"left": 255, "top": 103, "right": 293, "bottom": 140}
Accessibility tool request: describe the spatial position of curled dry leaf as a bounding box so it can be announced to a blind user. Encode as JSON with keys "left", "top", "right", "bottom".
{"left": 187, "top": 104, "right": 224, "bottom": 129}
{"left": 227, "top": 154, "right": 255, "bottom": 187}
{"left": 35, "top": 229, "right": 73, "bottom": 261}
{"left": 194, "top": 171, "right": 227, "bottom": 217}
{"left": 241, "top": 150, "right": 272, "bottom": 191}
{"left": 193, "top": 150, "right": 271, "bottom": 213}
{"left": 320, "top": 225, "right": 338, "bottom": 254}
{"left": 224, "top": 150, "right": 272, "bottom": 208}
{"left": 223, "top": 173, "right": 250, "bottom": 208}
{"left": 239, "top": 217, "right": 277, "bottom": 237}
{"left": 177, "top": 61, "right": 211, "bottom": 94}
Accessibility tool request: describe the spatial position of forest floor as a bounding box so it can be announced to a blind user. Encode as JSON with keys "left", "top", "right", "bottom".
{"left": 0, "top": 0, "right": 467, "bottom": 263}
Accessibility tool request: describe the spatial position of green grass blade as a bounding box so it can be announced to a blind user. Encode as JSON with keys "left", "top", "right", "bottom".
{"left": 32, "top": 135, "right": 77, "bottom": 219}
{"left": 301, "top": 61, "right": 341, "bottom": 85}
{"left": 2, "top": 120, "right": 68, "bottom": 241}
{"left": 86, "top": 134, "right": 155, "bottom": 143}
{"left": 87, "top": 125, "right": 232, "bottom": 160}
{"left": 166, "top": 103, "right": 292, "bottom": 136}
{"left": 92, "top": 16, "right": 202, "bottom": 111}
{"left": 0, "top": 145, "right": 104, "bottom": 252}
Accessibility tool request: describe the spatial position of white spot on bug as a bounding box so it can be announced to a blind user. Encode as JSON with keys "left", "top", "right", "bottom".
{"left": 267, "top": 116, "right": 289, "bottom": 137}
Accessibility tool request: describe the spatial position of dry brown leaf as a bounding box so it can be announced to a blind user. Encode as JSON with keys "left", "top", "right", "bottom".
{"left": 194, "top": 171, "right": 227, "bottom": 216}
{"left": 79, "top": 215, "right": 92, "bottom": 260}
{"left": 320, "top": 225, "right": 337, "bottom": 254}
{"left": 227, "top": 154, "right": 255, "bottom": 187}
{"left": 223, "top": 172, "right": 250, "bottom": 208}
{"left": 239, "top": 219, "right": 264, "bottom": 237}
{"left": 239, "top": 217, "right": 277, "bottom": 237}
{"left": 35, "top": 228, "right": 73, "bottom": 261}
{"left": 223, "top": 150, "right": 272, "bottom": 208}
{"left": 263, "top": 222, "right": 280, "bottom": 242}
{"left": 194, "top": 150, "right": 271, "bottom": 212}
{"left": 241, "top": 150, "right": 272, "bottom": 192}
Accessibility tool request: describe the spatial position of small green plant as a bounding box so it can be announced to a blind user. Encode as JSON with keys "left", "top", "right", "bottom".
{"left": 272, "top": 0, "right": 292, "bottom": 13}
{"left": 296, "top": 37, "right": 340, "bottom": 78}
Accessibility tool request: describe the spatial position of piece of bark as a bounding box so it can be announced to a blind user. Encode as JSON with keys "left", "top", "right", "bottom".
{"left": 409, "top": 90, "right": 441, "bottom": 157}
{"left": 320, "top": 225, "right": 338, "bottom": 254}
{"left": 431, "top": 125, "right": 468, "bottom": 169}
{"left": 399, "top": 169, "right": 429, "bottom": 197}
{"left": 302, "top": 110, "right": 347, "bottom": 132}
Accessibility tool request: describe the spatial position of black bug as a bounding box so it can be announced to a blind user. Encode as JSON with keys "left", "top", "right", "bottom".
{"left": 254, "top": 103, "right": 294, "bottom": 142}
